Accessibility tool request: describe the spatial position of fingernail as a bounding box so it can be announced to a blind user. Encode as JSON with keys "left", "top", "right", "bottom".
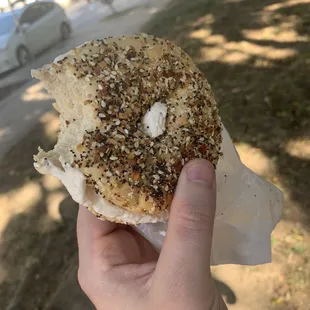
{"left": 187, "top": 160, "right": 214, "bottom": 185}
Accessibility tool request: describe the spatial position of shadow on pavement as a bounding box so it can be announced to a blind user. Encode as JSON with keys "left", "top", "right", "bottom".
{"left": 0, "top": 79, "right": 29, "bottom": 102}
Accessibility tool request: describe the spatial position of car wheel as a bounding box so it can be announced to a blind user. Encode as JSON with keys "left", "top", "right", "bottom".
{"left": 61, "top": 23, "right": 71, "bottom": 40}
{"left": 17, "top": 46, "right": 31, "bottom": 67}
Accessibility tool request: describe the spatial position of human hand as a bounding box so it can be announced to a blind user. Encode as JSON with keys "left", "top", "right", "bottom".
{"left": 77, "top": 159, "right": 227, "bottom": 310}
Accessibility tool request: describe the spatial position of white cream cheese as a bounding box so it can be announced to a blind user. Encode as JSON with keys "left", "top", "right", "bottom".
{"left": 34, "top": 156, "right": 88, "bottom": 205}
{"left": 54, "top": 51, "right": 71, "bottom": 63}
{"left": 53, "top": 43, "right": 86, "bottom": 63}
{"left": 143, "top": 102, "right": 167, "bottom": 138}
{"left": 34, "top": 156, "right": 168, "bottom": 224}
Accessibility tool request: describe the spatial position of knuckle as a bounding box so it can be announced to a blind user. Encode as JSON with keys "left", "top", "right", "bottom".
{"left": 175, "top": 202, "right": 214, "bottom": 235}
{"left": 92, "top": 240, "right": 116, "bottom": 272}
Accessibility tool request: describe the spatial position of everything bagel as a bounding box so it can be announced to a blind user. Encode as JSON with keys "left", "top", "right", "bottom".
{"left": 32, "top": 34, "right": 222, "bottom": 224}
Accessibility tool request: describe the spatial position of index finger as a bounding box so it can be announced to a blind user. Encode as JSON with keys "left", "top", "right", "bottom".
{"left": 77, "top": 206, "right": 118, "bottom": 262}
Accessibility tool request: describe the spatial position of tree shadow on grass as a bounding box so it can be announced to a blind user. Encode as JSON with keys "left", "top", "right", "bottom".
{"left": 144, "top": 0, "right": 310, "bottom": 226}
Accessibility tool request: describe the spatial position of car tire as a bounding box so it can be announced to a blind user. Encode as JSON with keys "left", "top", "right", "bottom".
{"left": 61, "top": 23, "right": 71, "bottom": 40}
{"left": 17, "top": 46, "right": 31, "bottom": 67}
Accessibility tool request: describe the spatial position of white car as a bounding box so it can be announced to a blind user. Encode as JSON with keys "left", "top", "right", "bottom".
{"left": 0, "top": 1, "right": 71, "bottom": 74}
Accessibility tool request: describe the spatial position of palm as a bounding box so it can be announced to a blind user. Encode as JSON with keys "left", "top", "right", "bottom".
{"left": 78, "top": 210, "right": 159, "bottom": 309}
{"left": 93, "top": 225, "right": 159, "bottom": 266}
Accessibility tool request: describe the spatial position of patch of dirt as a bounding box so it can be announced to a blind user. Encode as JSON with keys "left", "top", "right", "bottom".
{"left": 144, "top": 0, "right": 310, "bottom": 309}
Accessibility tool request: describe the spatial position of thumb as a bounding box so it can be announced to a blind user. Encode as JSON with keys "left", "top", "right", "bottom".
{"left": 156, "top": 159, "right": 216, "bottom": 279}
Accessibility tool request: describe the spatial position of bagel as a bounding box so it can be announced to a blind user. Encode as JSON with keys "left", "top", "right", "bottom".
{"left": 32, "top": 34, "right": 222, "bottom": 224}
